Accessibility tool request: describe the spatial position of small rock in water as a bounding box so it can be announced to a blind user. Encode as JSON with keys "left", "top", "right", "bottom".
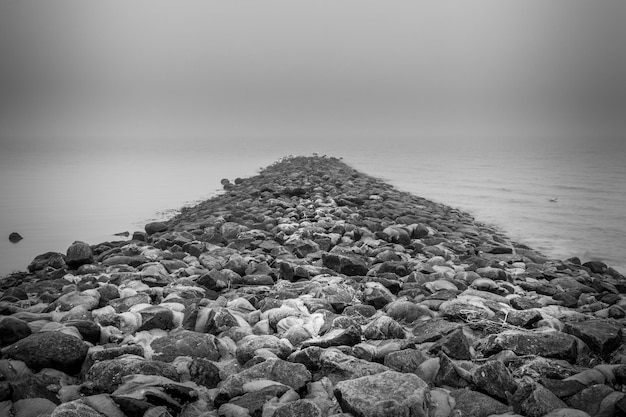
{"left": 8, "top": 232, "right": 22, "bottom": 243}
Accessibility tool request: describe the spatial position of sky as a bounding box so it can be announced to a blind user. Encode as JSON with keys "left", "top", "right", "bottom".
{"left": 0, "top": 0, "right": 625, "bottom": 150}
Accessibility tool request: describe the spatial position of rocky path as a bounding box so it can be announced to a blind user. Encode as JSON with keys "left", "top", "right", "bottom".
{"left": 1, "top": 155, "right": 626, "bottom": 417}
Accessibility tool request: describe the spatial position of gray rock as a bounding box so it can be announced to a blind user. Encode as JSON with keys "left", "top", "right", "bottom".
{"left": 85, "top": 357, "right": 179, "bottom": 393}
{"left": 564, "top": 319, "right": 623, "bottom": 356}
{"left": 2, "top": 331, "right": 88, "bottom": 374}
{"left": 472, "top": 359, "right": 518, "bottom": 401}
{"left": 216, "top": 358, "right": 311, "bottom": 404}
{"left": 145, "top": 221, "right": 168, "bottom": 235}
{"left": 480, "top": 330, "right": 578, "bottom": 363}
{"left": 66, "top": 241, "right": 94, "bottom": 268}
{"left": 334, "top": 371, "right": 430, "bottom": 417}
{"left": 273, "top": 399, "right": 323, "bottom": 417}
{"left": 150, "top": 329, "right": 220, "bottom": 362}
{"left": 363, "top": 316, "right": 406, "bottom": 340}
{"left": 235, "top": 335, "right": 293, "bottom": 364}
{"left": 451, "top": 388, "right": 509, "bottom": 417}
{"left": 0, "top": 317, "right": 32, "bottom": 347}
{"left": 316, "top": 348, "right": 390, "bottom": 384}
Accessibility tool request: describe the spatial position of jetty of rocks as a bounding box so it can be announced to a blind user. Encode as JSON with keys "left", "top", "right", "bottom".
{"left": 1, "top": 155, "right": 626, "bottom": 417}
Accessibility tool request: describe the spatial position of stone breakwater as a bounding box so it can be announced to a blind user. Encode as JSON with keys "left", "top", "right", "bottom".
{"left": 1, "top": 155, "right": 626, "bottom": 417}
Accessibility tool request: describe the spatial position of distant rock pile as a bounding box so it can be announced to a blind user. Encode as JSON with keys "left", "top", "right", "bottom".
{"left": 1, "top": 155, "right": 626, "bottom": 417}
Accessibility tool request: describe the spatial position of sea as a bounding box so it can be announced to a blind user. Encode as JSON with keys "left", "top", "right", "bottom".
{"left": 1, "top": 136, "right": 625, "bottom": 277}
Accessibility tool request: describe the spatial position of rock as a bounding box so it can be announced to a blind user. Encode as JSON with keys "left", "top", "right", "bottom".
{"left": 480, "top": 330, "right": 578, "bottom": 363}
{"left": 411, "top": 319, "right": 462, "bottom": 343}
{"left": 302, "top": 325, "right": 362, "bottom": 349}
{"left": 511, "top": 379, "right": 568, "bottom": 417}
{"left": 386, "top": 300, "right": 430, "bottom": 324}
{"left": 428, "top": 328, "right": 472, "bottom": 360}
{"left": 383, "top": 348, "right": 429, "bottom": 374}
{"left": 272, "top": 399, "right": 323, "bottom": 417}
{"left": 450, "top": 389, "right": 509, "bottom": 417}
{"left": 145, "top": 222, "right": 168, "bottom": 235}
{"left": 321, "top": 252, "right": 368, "bottom": 276}
{"left": 8, "top": 232, "right": 23, "bottom": 243}
{"left": 317, "top": 348, "right": 390, "bottom": 384}
{"left": 563, "top": 319, "right": 623, "bottom": 356}
{"left": 583, "top": 261, "right": 608, "bottom": 274}
{"left": 236, "top": 335, "right": 293, "bottom": 364}
{"left": 150, "top": 329, "right": 221, "bottom": 362}
{"left": 85, "top": 357, "right": 179, "bottom": 393}
{"left": 472, "top": 359, "right": 518, "bottom": 401}
{"left": 0, "top": 317, "right": 32, "bottom": 347}
{"left": 363, "top": 316, "right": 406, "bottom": 340}
{"left": 566, "top": 384, "right": 616, "bottom": 416}
{"left": 50, "top": 400, "right": 106, "bottom": 417}
{"left": 2, "top": 332, "right": 88, "bottom": 374}
{"left": 216, "top": 358, "right": 311, "bottom": 404}
{"left": 66, "top": 241, "right": 94, "bottom": 268}
{"left": 334, "top": 371, "right": 430, "bottom": 417}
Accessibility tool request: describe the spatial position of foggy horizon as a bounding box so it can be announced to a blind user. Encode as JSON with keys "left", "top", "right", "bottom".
{"left": 1, "top": 0, "right": 625, "bottom": 149}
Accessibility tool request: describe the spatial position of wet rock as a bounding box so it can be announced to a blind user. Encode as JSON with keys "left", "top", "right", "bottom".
{"left": 334, "top": 371, "right": 430, "bottom": 417}
{"left": 2, "top": 332, "right": 88, "bottom": 374}
{"left": 383, "top": 348, "right": 429, "bottom": 374}
{"left": 302, "top": 325, "right": 361, "bottom": 349}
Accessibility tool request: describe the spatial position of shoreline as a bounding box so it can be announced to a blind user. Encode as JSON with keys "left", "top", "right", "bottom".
{"left": 1, "top": 154, "right": 625, "bottom": 416}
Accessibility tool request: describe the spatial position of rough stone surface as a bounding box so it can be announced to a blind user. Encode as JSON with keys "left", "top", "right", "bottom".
{"left": 334, "top": 371, "right": 430, "bottom": 417}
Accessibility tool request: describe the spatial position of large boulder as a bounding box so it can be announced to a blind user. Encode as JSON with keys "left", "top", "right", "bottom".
{"left": 564, "top": 319, "right": 623, "bottom": 356}
{"left": 65, "top": 241, "right": 94, "bottom": 268}
{"left": 0, "top": 317, "right": 32, "bottom": 347}
{"left": 2, "top": 332, "right": 88, "bottom": 374}
{"left": 334, "top": 370, "right": 430, "bottom": 417}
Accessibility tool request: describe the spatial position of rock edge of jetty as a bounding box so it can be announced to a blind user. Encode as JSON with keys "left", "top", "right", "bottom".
{"left": 1, "top": 155, "right": 626, "bottom": 417}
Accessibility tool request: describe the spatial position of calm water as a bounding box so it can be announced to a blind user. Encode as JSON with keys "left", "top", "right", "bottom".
{"left": 1, "top": 137, "right": 625, "bottom": 276}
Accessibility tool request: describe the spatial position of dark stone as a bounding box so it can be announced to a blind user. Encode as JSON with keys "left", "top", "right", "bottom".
{"left": 62, "top": 320, "right": 101, "bottom": 345}
{"left": 273, "top": 399, "right": 323, "bottom": 417}
{"left": 85, "top": 358, "right": 179, "bottom": 393}
{"left": 65, "top": 241, "right": 94, "bottom": 268}
{"left": 0, "top": 317, "right": 32, "bottom": 347}
{"left": 145, "top": 221, "right": 168, "bottom": 235}
{"left": 8, "top": 232, "right": 22, "bottom": 243}
{"left": 511, "top": 380, "right": 568, "bottom": 417}
{"left": 89, "top": 345, "right": 145, "bottom": 362}
{"left": 564, "top": 319, "right": 623, "bottom": 356}
{"left": 150, "top": 329, "right": 220, "bottom": 362}
{"left": 3, "top": 332, "right": 88, "bottom": 374}
{"left": 188, "top": 357, "right": 221, "bottom": 389}
{"left": 321, "top": 252, "right": 368, "bottom": 276}
{"left": 434, "top": 353, "right": 471, "bottom": 388}
{"left": 451, "top": 389, "right": 509, "bottom": 417}
{"left": 301, "top": 325, "right": 362, "bottom": 349}
{"left": 480, "top": 331, "right": 578, "bottom": 363}
{"left": 411, "top": 319, "right": 462, "bottom": 344}
{"left": 229, "top": 385, "right": 292, "bottom": 415}
{"left": 27, "top": 251, "right": 67, "bottom": 272}
{"left": 383, "top": 348, "right": 428, "bottom": 374}
{"left": 539, "top": 377, "right": 586, "bottom": 398}
{"left": 428, "top": 328, "right": 472, "bottom": 360}
{"left": 565, "top": 383, "right": 614, "bottom": 416}
{"left": 583, "top": 261, "right": 608, "bottom": 274}
{"left": 136, "top": 309, "right": 176, "bottom": 332}
{"left": 472, "top": 359, "right": 518, "bottom": 401}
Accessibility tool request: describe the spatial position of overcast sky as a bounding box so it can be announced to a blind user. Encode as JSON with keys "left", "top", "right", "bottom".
{"left": 1, "top": 0, "right": 625, "bottom": 148}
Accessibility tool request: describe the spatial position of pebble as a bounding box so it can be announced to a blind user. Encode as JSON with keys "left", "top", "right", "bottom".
{"left": 1, "top": 155, "right": 625, "bottom": 417}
